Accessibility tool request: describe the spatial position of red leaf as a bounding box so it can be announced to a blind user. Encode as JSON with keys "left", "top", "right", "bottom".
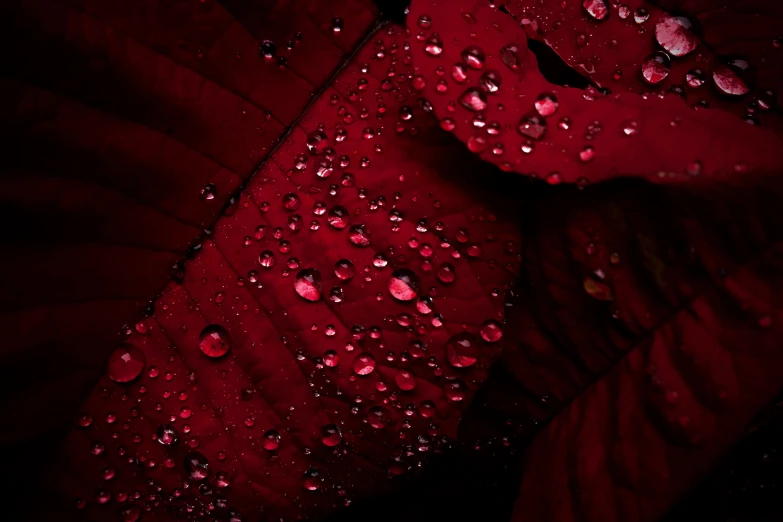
{"left": 459, "top": 178, "right": 783, "bottom": 522}
{"left": 407, "top": 0, "right": 783, "bottom": 183}
{"left": 3, "top": 12, "right": 523, "bottom": 519}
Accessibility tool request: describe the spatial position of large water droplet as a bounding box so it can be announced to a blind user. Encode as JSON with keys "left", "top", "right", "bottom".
{"left": 294, "top": 269, "right": 322, "bottom": 301}
{"left": 262, "top": 429, "right": 281, "bottom": 451}
{"left": 655, "top": 15, "right": 699, "bottom": 57}
{"left": 184, "top": 452, "right": 210, "bottom": 481}
{"left": 517, "top": 112, "right": 547, "bottom": 140}
{"left": 446, "top": 333, "right": 480, "bottom": 368}
{"left": 583, "top": 0, "right": 609, "bottom": 21}
{"left": 461, "top": 46, "right": 486, "bottom": 69}
{"left": 712, "top": 60, "right": 750, "bottom": 96}
{"left": 367, "top": 406, "right": 391, "bottom": 428}
{"left": 425, "top": 34, "right": 444, "bottom": 56}
{"left": 395, "top": 369, "right": 417, "bottom": 391}
{"left": 500, "top": 43, "right": 525, "bottom": 70}
{"left": 460, "top": 88, "right": 488, "bottom": 112}
{"left": 320, "top": 424, "right": 342, "bottom": 446}
{"left": 534, "top": 93, "right": 558, "bottom": 117}
{"left": 259, "top": 249, "right": 276, "bottom": 268}
{"left": 479, "top": 71, "right": 502, "bottom": 93}
{"left": 389, "top": 268, "right": 419, "bottom": 301}
{"left": 353, "top": 352, "right": 376, "bottom": 375}
{"left": 480, "top": 320, "right": 503, "bottom": 342}
{"left": 306, "top": 130, "right": 329, "bottom": 155}
{"left": 199, "top": 324, "right": 231, "bottom": 358}
{"left": 334, "top": 259, "right": 355, "bottom": 281}
{"left": 107, "top": 343, "right": 145, "bottom": 383}
{"left": 327, "top": 205, "right": 350, "bottom": 229}
{"left": 348, "top": 224, "right": 371, "bottom": 247}
{"left": 157, "top": 424, "right": 180, "bottom": 445}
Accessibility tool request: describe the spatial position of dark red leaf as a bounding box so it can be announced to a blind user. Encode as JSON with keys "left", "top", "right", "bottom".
{"left": 459, "top": 177, "right": 783, "bottom": 522}
{"left": 4, "top": 17, "right": 523, "bottom": 519}
{"left": 407, "top": 0, "right": 783, "bottom": 183}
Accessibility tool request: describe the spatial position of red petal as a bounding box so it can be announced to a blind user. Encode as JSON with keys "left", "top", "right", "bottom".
{"left": 407, "top": 0, "right": 783, "bottom": 183}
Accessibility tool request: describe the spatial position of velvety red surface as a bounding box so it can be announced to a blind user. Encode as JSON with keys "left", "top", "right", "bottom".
{"left": 1, "top": 0, "right": 781, "bottom": 521}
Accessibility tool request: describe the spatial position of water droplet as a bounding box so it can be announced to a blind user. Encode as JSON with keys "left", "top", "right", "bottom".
{"left": 641, "top": 52, "right": 671, "bottom": 85}
{"left": 500, "top": 43, "right": 525, "bottom": 71}
{"left": 259, "top": 250, "right": 276, "bottom": 268}
{"left": 395, "top": 369, "right": 417, "bottom": 391}
{"left": 685, "top": 68, "right": 705, "bottom": 88}
{"left": 479, "top": 71, "right": 502, "bottom": 93}
{"left": 353, "top": 353, "right": 376, "bottom": 375}
{"left": 418, "top": 15, "right": 432, "bottom": 29}
{"left": 320, "top": 424, "right": 342, "bottom": 446}
{"left": 157, "top": 424, "right": 179, "bottom": 445}
{"left": 330, "top": 17, "right": 344, "bottom": 32}
{"left": 444, "top": 380, "right": 468, "bottom": 401}
{"left": 262, "top": 429, "right": 281, "bottom": 451}
{"left": 451, "top": 62, "right": 468, "bottom": 83}
{"left": 425, "top": 34, "right": 444, "bottom": 56}
{"left": 334, "top": 259, "right": 355, "bottom": 281}
{"left": 480, "top": 320, "right": 503, "bottom": 342}
{"left": 184, "top": 452, "right": 210, "bottom": 481}
{"left": 282, "top": 192, "right": 301, "bottom": 211}
{"left": 327, "top": 205, "right": 350, "bottom": 229}
{"left": 534, "top": 93, "right": 558, "bottom": 117}
{"left": 633, "top": 8, "right": 649, "bottom": 24}
{"left": 200, "top": 183, "right": 216, "bottom": 201}
{"left": 579, "top": 145, "right": 595, "bottom": 162}
{"left": 348, "top": 224, "right": 371, "bottom": 247}
{"left": 437, "top": 263, "right": 456, "bottom": 283}
{"left": 461, "top": 46, "right": 486, "bottom": 69}
{"left": 367, "top": 406, "right": 391, "bottom": 428}
{"left": 107, "top": 344, "right": 145, "bottom": 383}
{"left": 199, "top": 324, "right": 231, "bottom": 358}
{"left": 518, "top": 112, "right": 547, "bottom": 139}
{"left": 259, "top": 40, "right": 276, "bottom": 59}
{"left": 460, "top": 88, "right": 488, "bottom": 112}
{"left": 446, "top": 333, "right": 480, "bottom": 368}
{"left": 306, "top": 130, "right": 329, "bottom": 155}
{"left": 655, "top": 15, "right": 699, "bottom": 57}
{"left": 294, "top": 269, "right": 322, "bottom": 301}
{"left": 389, "top": 268, "right": 419, "bottom": 301}
{"left": 582, "top": 0, "right": 609, "bottom": 21}
{"left": 621, "top": 120, "right": 639, "bottom": 136}
{"left": 712, "top": 60, "right": 750, "bottom": 96}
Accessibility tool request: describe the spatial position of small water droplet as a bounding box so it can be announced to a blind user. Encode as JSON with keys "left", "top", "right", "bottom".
{"left": 320, "top": 424, "right": 342, "bottom": 446}
{"left": 306, "top": 130, "right": 329, "bottom": 155}
{"left": 348, "top": 224, "right": 371, "bottom": 247}
{"left": 500, "top": 43, "right": 525, "bottom": 70}
{"left": 262, "top": 429, "right": 281, "bottom": 451}
{"left": 480, "top": 320, "right": 503, "bottom": 342}
{"left": 425, "top": 33, "right": 444, "bottom": 56}
{"left": 641, "top": 52, "right": 671, "bottom": 85}
{"left": 479, "top": 71, "right": 502, "bottom": 93}
{"left": 534, "top": 93, "right": 558, "bottom": 117}
{"left": 518, "top": 112, "right": 547, "bottom": 139}
{"left": 184, "top": 452, "right": 210, "bottom": 481}
{"left": 461, "top": 46, "right": 486, "bottom": 69}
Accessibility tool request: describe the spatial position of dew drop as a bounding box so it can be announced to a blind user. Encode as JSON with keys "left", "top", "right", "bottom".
{"left": 262, "top": 429, "right": 281, "bottom": 451}
{"left": 388, "top": 268, "right": 419, "bottom": 301}
{"left": 655, "top": 15, "right": 699, "bottom": 57}
{"left": 444, "top": 380, "right": 468, "bottom": 401}
{"left": 306, "top": 130, "right": 329, "bottom": 155}
{"left": 395, "top": 369, "right": 417, "bottom": 391}
{"left": 685, "top": 68, "right": 705, "bottom": 89}
{"left": 461, "top": 46, "right": 486, "bottom": 69}
{"left": 199, "top": 324, "right": 231, "bottom": 358}
{"left": 348, "top": 224, "right": 371, "bottom": 247}
{"left": 480, "top": 320, "right": 503, "bottom": 342}
{"left": 259, "top": 250, "right": 276, "bottom": 268}
{"left": 425, "top": 34, "right": 444, "bottom": 56}
{"left": 460, "top": 88, "right": 488, "bottom": 112}
{"left": 320, "top": 424, "right": 342, "bottom": 446}
{"left": 479, "top": 71, "right": 502, "bottom": 93}
{"left": 436, "top": 263, "right": 456, "bottom": 284}
{"left": 334, "top": 259, "right": 355, "bottom": 281}
{"left": 446, "top": 333, "right": 480, "bottom": 368}
{"left": 641, "top": 52, "right": 671, "bottom": 85}
{"left": 582, "top": 0, "right": 609, "bottom": 21}
{"left": 294, "top": 269, "right": 322, "bottom": 301}
{"left": 157, "top": 424, "right": 180, "bottom": 445}
{"left": 500, "top": 43, "right": 525, "bottom": 70}
{"left": 107, "top": 344, "right": 145, "bottom": 383}
{"left": 534, "top": 93, "right": 558, "bottom": 117}
{"left": 367, "top": 406, "right": 391, "bottom": 428}
{"left": 327, "top": 205, "right": 350, "bottom": 229}
{"left": 518, "top": 112, "right": 547, "bottom": 140}
{"left": 184, "top": 452, "right": 210, "bottom": 481}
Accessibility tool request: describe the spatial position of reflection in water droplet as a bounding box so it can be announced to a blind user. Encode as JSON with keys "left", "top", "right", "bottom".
{"left": 389, "top": 268, "right": 420, "bottom": 301}
{"left": 712, "top": 60, "right": 750, "bottom": 96}
{"left": 262, "top": 429, "right": 281, "bottom": 451}
{"left": 294, "top": 269, "right": 322, "bottom": 301}
{"left": 685, "top": 68, "right": 705, "bottom": 89}
{"left": 500, "top": 43, "right": 525, "bottom": 70}
{"left": 184, "top": 452, "right": 210, "bottom": 481}
{"left": 107, "top": 344, "right": 145, "bottom": 383}
{"left": 641, "top": 52, "right": 671, "bottom": 85}
{"left": 259, "top": 250, "right": 276, "bottom": 268}
{"left": 444, "top": 380, "right": 468, "bottom": 401}
{"left": 480, "top": 320, "right": 503, "bottom": 342}
{"left": 353, "top": 353, "right": 376, "bottom": 375}
{"left": 157, "top": 424, "right": 180, "bottom": 445}
{"left": 395, "top": 369, "right": 417, "bottom": 391}
{"left": 460, "top": 88, "right": 488, "bottom": 112}
{"left": 583, "top": 0, "right": 609, "bottom": 21}
{"left": 334, "top": 259, "right": 355, "bottom": 281}
{"left": 461, "top": 46, "right": 486, "bottom": 69}
{"left": 425, "top": 34, "right": 444, "bottom": 56}
{"left": 534, "top": 93, "right": 558, "bottom": 117}
{"left": 446, "top": 333, "right": 480, "bottom": 368}
{"left": 518, "top": 112, "right": 547, "bottom": 140}
{"left": 479, "top": 71, "right": 502, "bottom": 93}
{"left": 306, "top": 130, "right": 329, "bottom": 155}
{"left": 320, "top": 424, "right": 342, "bottom": 446}
{"left": 199, "top": 324, "right": 231, "bottom": 358}
{"left": 327, "top": 205, "right": 350, "bottom": 229}
{"left": 348, "top": 224, "right": 371, "bottom": 247}
{"left": 655, "top": 15, "right": 699, "bottom": 57}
